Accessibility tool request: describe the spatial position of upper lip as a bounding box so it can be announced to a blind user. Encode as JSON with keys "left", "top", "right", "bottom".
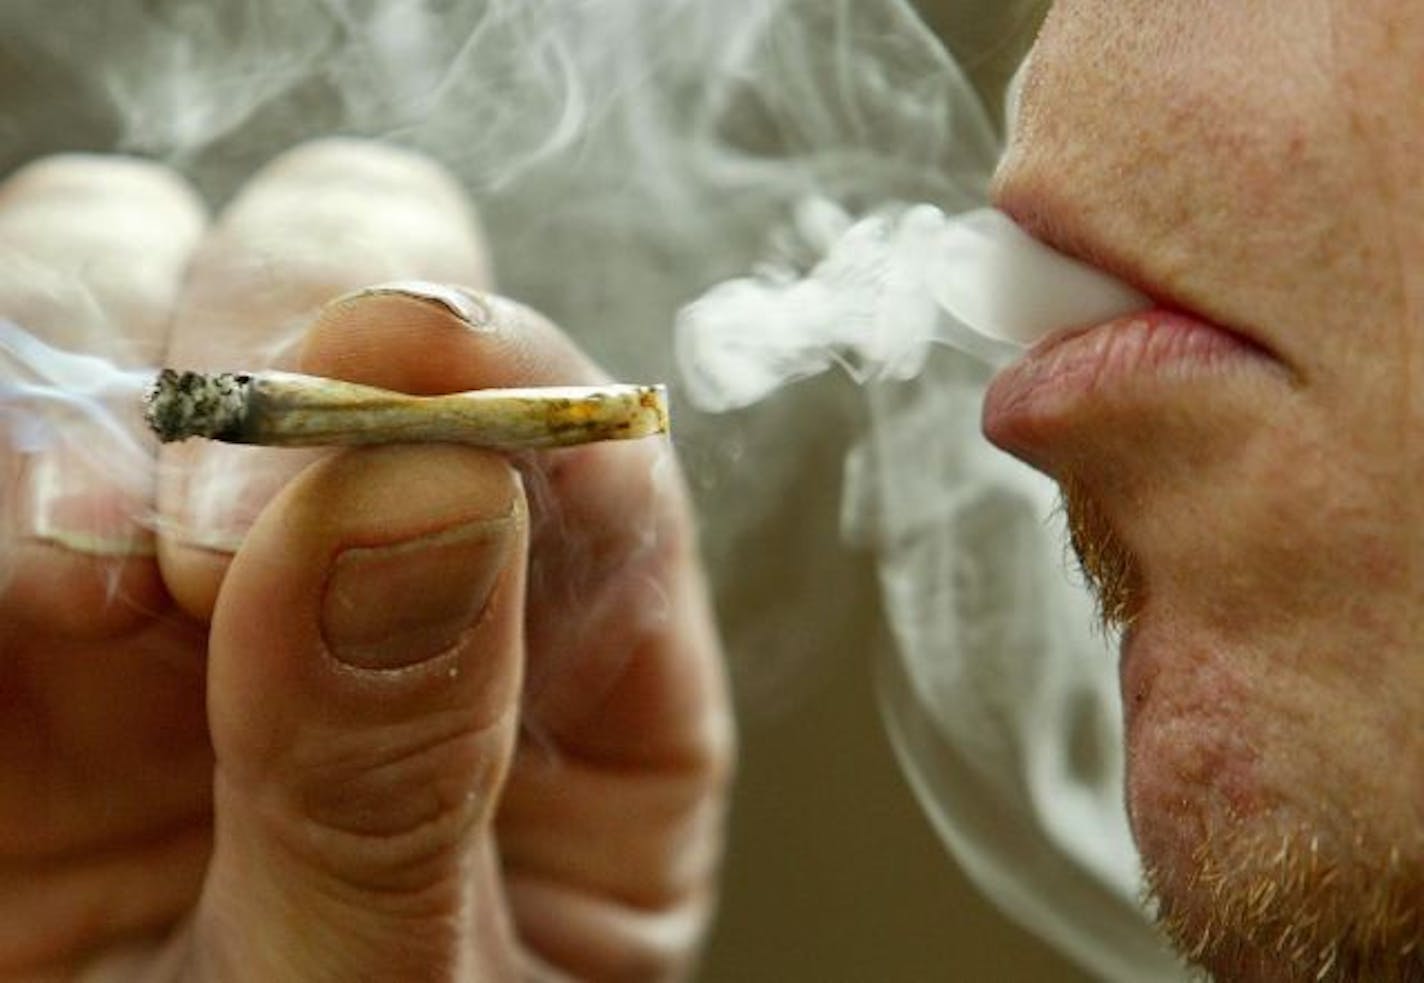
{"left": 993, "top": 192, "right": 1288, "bottom": 369}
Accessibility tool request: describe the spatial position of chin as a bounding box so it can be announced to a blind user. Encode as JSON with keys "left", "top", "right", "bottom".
{"left": 1121, "top": 626, "right": 1424, "bottom": 983}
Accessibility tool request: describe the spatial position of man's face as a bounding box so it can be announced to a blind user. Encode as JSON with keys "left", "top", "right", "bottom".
{"left": 984, "top": 1, "right": 1424, "bottom": 979}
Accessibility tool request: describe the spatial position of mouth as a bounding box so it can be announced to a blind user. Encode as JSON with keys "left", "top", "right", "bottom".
{"left": 982, "top": 203, "right": 1293, "bottom": 459}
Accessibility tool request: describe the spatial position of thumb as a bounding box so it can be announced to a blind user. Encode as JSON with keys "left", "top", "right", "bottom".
{"left": 193, "top": 444, "right": 527, "bottom": 980}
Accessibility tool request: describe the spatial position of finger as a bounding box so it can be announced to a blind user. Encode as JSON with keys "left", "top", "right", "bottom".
{"left": 0, "top": 155, "right": 203, "bottom": 361}
{"left": 0, "top": 154, "right": 206, "bottom": 632}
{"left": 156, "top": 138, "right": 493, "bottom": 623}
{"left": 301, "top": 290, "right": 732, "bottom": 976}
{"left": 301, "top": 289, "right": 729, "bottom": 770}
{"left": 193, "top": 444, "right": 527, "bottom": 979}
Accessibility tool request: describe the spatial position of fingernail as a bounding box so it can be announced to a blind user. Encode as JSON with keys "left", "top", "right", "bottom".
{"left": 322, "top": 514, "right": 513, "bottom": 670}
{"left": 331, "top": 280, "right": 493, "bottom": 330}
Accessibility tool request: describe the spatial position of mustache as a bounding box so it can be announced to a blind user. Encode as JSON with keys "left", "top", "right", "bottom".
{"left": 1058, "top": 471, "right": 1145, "bottom": 631}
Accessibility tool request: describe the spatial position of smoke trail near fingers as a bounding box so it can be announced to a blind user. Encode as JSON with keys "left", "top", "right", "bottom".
{"left": 0, "top": 320, "right": 156, "bottom": 586}
{"left": 0, "top": 155, "right": 205, "bottom": 609}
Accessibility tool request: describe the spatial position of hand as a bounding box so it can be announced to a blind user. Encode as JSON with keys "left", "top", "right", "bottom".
{"left": 0, "top": 141, "right": 732, "bottom": 980}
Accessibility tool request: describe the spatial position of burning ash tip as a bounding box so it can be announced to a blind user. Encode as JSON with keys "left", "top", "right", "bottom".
{"left": 144, "top": 368, "right": 251, "bottom": 443}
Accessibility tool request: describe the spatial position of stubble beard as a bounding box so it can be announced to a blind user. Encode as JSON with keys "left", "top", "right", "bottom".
{"left": 1059, "top": 472, "right": 1144, "bottom": 634}
{"left": 1146, "top": 821, "right": 1424, "bottom": 982}
{"left": 1058, "top": 475, "right": 1424, "bottom": 981}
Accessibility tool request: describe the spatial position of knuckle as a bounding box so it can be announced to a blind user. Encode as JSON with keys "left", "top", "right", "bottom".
{"left": 267, "top": 709, "right": 514, "bottom": 895}
{"left": 0, "top": 155, "right": 204, "bottom": 349}
{"left": 254, "top": 137, "right": 466, "bottom": 210}
{"left": 1, "top": 153, "right": 199, "bottom": 213}
{"left": 207, "top": 140, "right": 484, "bottom": 286}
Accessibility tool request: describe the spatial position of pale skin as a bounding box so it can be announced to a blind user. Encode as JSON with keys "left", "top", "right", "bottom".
{"left": 988, "top": 1, "right": 1424, "bottom": 979}
{"left": 0, "top": 141, "right": 732, "bottom": 979}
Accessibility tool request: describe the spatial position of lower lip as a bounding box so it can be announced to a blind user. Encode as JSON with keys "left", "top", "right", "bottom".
{"left": 983, "top": 308, "right": 1278, "bottom": 451}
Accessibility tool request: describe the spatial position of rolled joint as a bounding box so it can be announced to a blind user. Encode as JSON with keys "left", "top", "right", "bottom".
{"left": 144, "top": 369, "right": 671, "bottom": 450}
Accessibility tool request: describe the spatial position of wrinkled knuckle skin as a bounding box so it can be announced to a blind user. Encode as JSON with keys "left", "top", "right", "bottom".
{"left": 266, "top": 711, "right": 513, "bottom": 899}
{"left": 258, "top": 137, "right": 466, "bottom": 203}
{"left": 1, "top": 152, "right": 192, "bottom": 202}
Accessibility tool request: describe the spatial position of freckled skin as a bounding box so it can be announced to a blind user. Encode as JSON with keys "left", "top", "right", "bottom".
{"left": 989, "top": 1, "right": 1424, "bottom": 977}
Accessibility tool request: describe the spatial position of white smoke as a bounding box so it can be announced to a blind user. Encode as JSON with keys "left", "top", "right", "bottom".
{"left": 674, "top": 202, "right": 1151, "bottom": 411}
{"left": 0, "top": 318, "right": 155, "bottom": 572}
